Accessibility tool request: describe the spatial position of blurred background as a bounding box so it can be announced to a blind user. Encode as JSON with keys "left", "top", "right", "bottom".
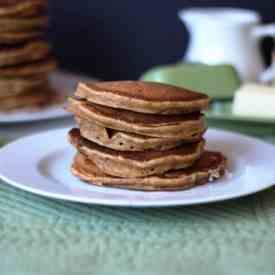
{"left": 49, "top": 0, "right": 274, "bottom": 80}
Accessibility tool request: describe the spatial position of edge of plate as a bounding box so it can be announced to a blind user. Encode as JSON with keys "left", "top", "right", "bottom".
{"left": 0, "top": 127, "right": 275, "bottom": 207}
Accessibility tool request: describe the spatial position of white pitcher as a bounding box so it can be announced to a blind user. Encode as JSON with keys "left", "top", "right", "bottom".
{"left": 178, "top": 8, "right": 275, "bottom": 81}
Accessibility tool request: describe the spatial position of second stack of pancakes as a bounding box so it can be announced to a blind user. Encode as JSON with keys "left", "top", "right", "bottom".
{"left": 68, "top": 81, "right": 226, "bottom": 191}
{"left": 0, "top": 0, "right": 56, "bottom": 110}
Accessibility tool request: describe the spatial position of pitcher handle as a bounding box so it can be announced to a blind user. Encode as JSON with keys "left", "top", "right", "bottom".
{"left": 252, "top": 24, "right": 275, "bottom": 83}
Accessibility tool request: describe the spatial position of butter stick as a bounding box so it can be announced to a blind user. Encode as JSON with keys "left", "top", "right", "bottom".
{"left": 233, "top": 84, "right": 275, "bottom": 118}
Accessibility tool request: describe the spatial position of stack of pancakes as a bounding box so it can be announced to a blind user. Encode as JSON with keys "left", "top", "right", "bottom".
{"left": 0, "top": 0, "right": 56, "bottom": 111}
{"left": 67, "top": 81, "right": 227, "bottom": 191}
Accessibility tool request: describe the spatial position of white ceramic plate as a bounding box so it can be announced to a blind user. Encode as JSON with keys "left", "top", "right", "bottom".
{"left": 0, "top": 128, "right": 275, "bottom": 207}
{"left": 0, "top": 70, "right": 94, "bottom": 123}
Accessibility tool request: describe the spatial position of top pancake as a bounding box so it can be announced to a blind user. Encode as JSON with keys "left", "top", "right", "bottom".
{"left": 75, "top": 81, "right": 209, "bottom": 114}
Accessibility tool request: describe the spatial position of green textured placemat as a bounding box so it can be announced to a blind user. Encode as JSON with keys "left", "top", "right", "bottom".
{"left": 1, "top": 123, "right": 275, "bottom": 275}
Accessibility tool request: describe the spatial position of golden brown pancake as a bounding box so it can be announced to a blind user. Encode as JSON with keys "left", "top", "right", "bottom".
{"left": 0, "top": 76, "right": 47, "bottom": 98}
{"left": 0, "top": 57, "right": 56, "bottom": 77}
{"left": 76, "top": 81, "right": 209, "bottom": 114}
{"left": 71, "top": 151, "right": 226, "bottom": 191}
{"left": 67, "top": 97, "right": 206, "bottom": 139}
{"left": 75, "top": 116, "right": 203, "bottom": 151}
{"left": 0, "top": 15, "right": 48, "bottom": 32}
{"left": 0, "top": 40, "right": 49, "bottom": 67}
{"left": 0, "top": 30, "right": 41, "bottom": 44}
{"left": 69, "top": 128, "right": 205, "bottom": 178}
{"left": 0, "top": 0, "right": 47, "bottom": 17}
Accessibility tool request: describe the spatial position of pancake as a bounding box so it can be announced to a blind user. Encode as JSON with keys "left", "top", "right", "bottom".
{"left": 0, "top": 57, "right": 56, "bottom": 77}
{"left": 0, "top": 76, "right": 47, "bottom": 98}
{"left": 76, "top": 117, "right": 203, "bottom": 151}
{"left": 0, "top": 15, "right": 48, "bottom": 32}
{"left": 69, "top": 128, "right": 205, "bottom": 178}
{"left": 0, "top": 86, "right": 52, "bottom": 111}
{"left": 0, "top": 30, "right": 41, "bottom": 44}
{"left": 0, "top": 0, "right": 47, "bottom": 17}
{"left": 71, "top": 151, "right": 226, "bottom": 191}
{"left": 75, "top": 81, "right": 209, "bottom": 114}
{"left": 67, "top": 97, "right": 206, "bottom": 139}
{"left": 0, "top": 40, "right": 50, "bottom": 67}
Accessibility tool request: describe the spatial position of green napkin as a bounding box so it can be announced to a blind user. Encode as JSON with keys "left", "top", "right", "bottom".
{"left": 140, "top": 63, "right": 241, "bottom": 99}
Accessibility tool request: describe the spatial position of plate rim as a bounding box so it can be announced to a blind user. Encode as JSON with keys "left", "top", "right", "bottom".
{"left": 0, "top": 127, "right": 275, "bottom": 207}
{"left": 0, "top": 170, "right": 274, "bottom": 208}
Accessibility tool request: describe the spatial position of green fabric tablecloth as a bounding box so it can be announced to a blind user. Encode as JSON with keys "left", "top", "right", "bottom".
{"left": 1, "top": 120, "right": 275, "bottom": 275}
